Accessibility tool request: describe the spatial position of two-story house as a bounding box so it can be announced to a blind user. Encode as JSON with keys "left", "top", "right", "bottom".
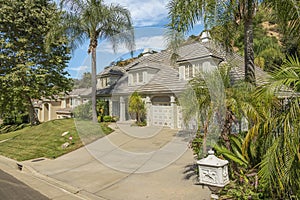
{"left": 96, "top": 32, "right": 267, "bottom": 129}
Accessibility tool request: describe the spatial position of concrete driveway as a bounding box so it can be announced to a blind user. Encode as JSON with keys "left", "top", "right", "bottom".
{"left": 23, "top": 123, "right": 210, "bottom": 200}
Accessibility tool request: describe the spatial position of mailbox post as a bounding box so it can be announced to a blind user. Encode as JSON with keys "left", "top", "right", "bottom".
{"left": 197, "top": 149, "right": 229, "bottom": 199}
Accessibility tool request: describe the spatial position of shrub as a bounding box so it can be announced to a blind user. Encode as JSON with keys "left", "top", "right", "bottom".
{"left": 103, "top": 115, "right": 112, "bottom": 122}
{"left": 97, "top": 115, "right": 102, "bottom": 123}
{"left": 73, "top": 101, "right": 92, "bottom": 120}
{"left": 111, "top": 116, "right": 119, "bottom": 122}
{"left": 136, "top": 120, "right": 147, "bottom": 127}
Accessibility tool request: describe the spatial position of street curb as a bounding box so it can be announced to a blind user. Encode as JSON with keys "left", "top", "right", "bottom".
{"left": 0, "top": 155, "right": 20, "bottom": 171}
{"left": 22, "top": 164, "right": 81, "bottom": 195}
{"left": 22, "top": 163, "right": 109, "bottom": 200}
{"left": 22, "top": 161, "right": 109, "bottom": 200}
{"left": 0, "top": 155, "right": 105, "bottom": 200}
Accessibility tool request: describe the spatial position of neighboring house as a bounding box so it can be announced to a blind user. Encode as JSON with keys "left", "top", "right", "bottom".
{"left": 96, "top": 32, "right": 268, "bottom": 129}
{"left": 34, "top": 88, "right": 91, "bottom": 122}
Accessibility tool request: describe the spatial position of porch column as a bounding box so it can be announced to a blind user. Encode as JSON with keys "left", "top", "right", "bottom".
{"left": 48, "top": 103, "right": 52, "bottom": 121}
{"left": 41, "top": 104, "right": 45, "bottom": 122}
{"left": 171, "top": 96, "right": 177, "bottom": 129}
{"left": 145, "top": 96, "right": 151, "bottom": 126}
{"left": 109, "top": 99, "right": 113, "bottom": 116}
{"left": 119, "top": 96, "right": 126, "bottom": 122}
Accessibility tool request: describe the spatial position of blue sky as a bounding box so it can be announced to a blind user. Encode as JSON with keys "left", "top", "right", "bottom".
{"left": 65, "top": 0, "right": 204, "bottom": 79}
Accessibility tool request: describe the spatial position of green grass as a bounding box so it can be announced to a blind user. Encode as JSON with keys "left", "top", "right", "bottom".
{"left": 0, "top": 118, "right": 113, "bottom": 161}
{"left": 74, "top": 119, "right": 114, "bottom": 145}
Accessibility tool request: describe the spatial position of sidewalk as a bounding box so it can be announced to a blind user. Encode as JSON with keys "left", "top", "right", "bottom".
{"left": 2, "top": 124, "right": 211, "bottom": 200}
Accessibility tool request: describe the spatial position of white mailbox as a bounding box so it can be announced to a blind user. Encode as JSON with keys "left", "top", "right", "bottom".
{"left": 197, "top": 149, "right": 229, "bottom": 188}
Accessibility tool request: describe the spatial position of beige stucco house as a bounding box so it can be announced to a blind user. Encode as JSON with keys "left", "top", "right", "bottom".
{"left": 34, "top": 88, "right": 91, "bottom": 122}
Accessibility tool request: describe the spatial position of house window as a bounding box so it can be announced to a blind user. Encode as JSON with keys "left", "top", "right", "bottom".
{"left": 194, "top": 63, "right": 200, "bottom": 75}
{"left": 185, "top": 64, "right": 193, "bottom": 79}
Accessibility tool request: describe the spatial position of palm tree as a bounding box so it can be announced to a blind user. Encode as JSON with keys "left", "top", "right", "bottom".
{"left": 181, "top": 64, "right": 260, "bottom": 156}
{"left": 58, "top": 0, "right": 135, "bottom": 122}
{"left": 249, "top": 56, "right": 300, "bottom": 198}
{"left": 128, "top": 92, "right": 145, "bottom": 123}
{"left": 167, "top": 0, "right": 300, "bottom": 85}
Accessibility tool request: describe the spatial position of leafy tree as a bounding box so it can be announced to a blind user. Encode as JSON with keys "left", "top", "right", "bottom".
{"left": 56, "top": 0, "right": 135, "bottom": 123}
{"left": 73, "top": 72, "right": 92, "bottom": 89}
{"left": 128, "top": 92, "right": 145, "bottom": 123}
{"left": 229, "top": 6, "right": 285, "bottom": 71}
{"left": 270, "top": 0, "right": 300, "bottom": 58}
{"left": 73, "top": 100, "right": 92, "bottom": 120}
{"left": 0, "top": 0, "right": 72, "bottom": 125}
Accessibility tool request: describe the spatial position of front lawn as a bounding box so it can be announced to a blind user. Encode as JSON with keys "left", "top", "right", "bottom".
{"left": 0, "top": 118, "right": 113, "bottom": 161}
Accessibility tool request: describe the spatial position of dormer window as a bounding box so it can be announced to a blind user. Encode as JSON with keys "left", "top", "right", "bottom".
{"left": 101, "top": 77, "right": 108, "bottom": 87}
{"left": 179, "top": 64, "right": 194, "bottom": 80}
{"left": 179, "top": 62, "right": 205, "bottom": 80}
{"left": 128, "top": 71, "right": 147, "bottom": 86}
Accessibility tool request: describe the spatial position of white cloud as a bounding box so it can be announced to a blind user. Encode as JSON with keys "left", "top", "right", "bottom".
{"left": 69, "top": 65, "right": 89, "bottom": 71}
{"left": 136, "top": 35, "right": 167, "bottom": 49}
{"left": 105, "top": 0, "right": 169, "bottom": 27}
{"left": 97, "top": 35, "right": 166, "bottom": 54}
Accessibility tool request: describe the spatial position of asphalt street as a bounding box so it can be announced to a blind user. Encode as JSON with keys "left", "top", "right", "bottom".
{"left": 0, "top": 169, "right": 49, "bottom": 200}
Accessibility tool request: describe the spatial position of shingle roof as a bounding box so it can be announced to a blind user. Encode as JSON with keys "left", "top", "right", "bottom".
{"left": 69, "top": 88, "right": 91, "bottom": 96}
{"left": 98, "top": 66, "right": 125, "bottom": 77}
{"left": 137, "top": 64, "right": 187, "bottom": 94}
{"left": 177, "top": 42, "right": 223, "bottom": 61}
{"left": 97, "top": 83, "right": 116, "bottom": 96}
{"left": 107, "top": 61, "right": 187, "bottom": 96}
{"left": 125, "top": 50, "right": 172, "bottom": 70}
{"left": 201, "top": 41, "right": 270, "bottom": 85}
{"left": 97, "top": 40, "right": 270, "bottom": 97}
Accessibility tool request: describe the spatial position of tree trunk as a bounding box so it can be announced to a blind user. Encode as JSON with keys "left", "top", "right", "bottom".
{"left": 202, "top": 118, "right": 209, "bottom": 157}
{"left": 26, "top": 96, "right": 40, "bottom": 125}
{"left": 136, "top": 112, "right": 140, "bottom": 123}
{"left": 244, "top": 2, "right": 255, "bottom": 85}
{"left": 91, "top": 41, "right": 98, "bottom": 123}
{"left": 221, "top": 109, "right": 234, "bottom": 151}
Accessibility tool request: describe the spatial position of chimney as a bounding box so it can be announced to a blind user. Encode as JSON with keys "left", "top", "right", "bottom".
{"left": 200, "top": 30, "right": 211, "bottom": 43}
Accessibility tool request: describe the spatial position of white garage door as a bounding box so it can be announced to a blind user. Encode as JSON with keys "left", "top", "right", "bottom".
{"left": 152, "top": 105, "right": 172, "bottom": 127}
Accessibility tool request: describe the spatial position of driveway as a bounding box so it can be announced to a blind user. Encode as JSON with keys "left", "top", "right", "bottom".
{"left": 23, "top": 123, "right": 210, "bottom": 200}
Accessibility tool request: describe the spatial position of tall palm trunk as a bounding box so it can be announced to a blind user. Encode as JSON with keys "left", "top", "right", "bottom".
{"left": 221, "top": 109, "right": 234, "bottom": 151}
{"left": 90, "top": 39, "right": 98, "bottom": 123}
{"left": 244, "top": 2, "right": 255, "bottom": 85}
